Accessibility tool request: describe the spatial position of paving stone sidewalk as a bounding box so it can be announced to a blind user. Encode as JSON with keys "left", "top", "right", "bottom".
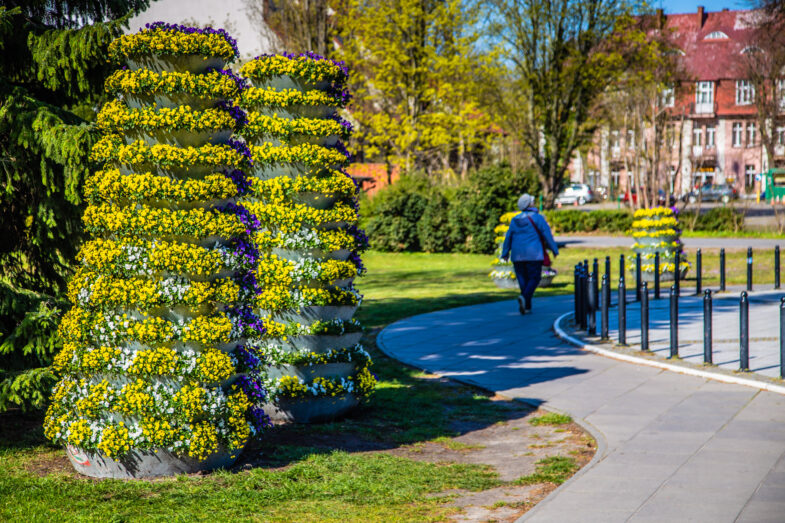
{"left": 377, "top": 295, "right": 785, "bottom": 522}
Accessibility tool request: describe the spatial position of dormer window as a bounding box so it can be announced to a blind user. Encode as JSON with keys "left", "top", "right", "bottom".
{"left": 705, "top": 31, "right": 729, "bottom": 40}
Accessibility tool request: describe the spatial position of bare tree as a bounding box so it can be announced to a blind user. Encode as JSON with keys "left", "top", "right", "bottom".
{"left": 245, "top": 0, "right": 336, "bottom": 55}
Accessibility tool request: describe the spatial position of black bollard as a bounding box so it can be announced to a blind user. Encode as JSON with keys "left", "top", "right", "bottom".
{"left": 720, "top": 248, "right": 726, "bottom": 292}
{"left": 605, "top": 255, "right": 611, "bottom": 284}
{"left": 776, "top": 246, "right": 781, "bottom": 290}
{"left": 573, "top": 265, "right": 580, "bottom": 320}
{"left": 669, "top": 285, "right": 679, "bottom": 358}
{"left": 601, "top": 274, "right": 610, "bottom": 339}
{"left": 747, "top": 247, "right": 753, "bottom": 292}
{"left": 577, "top": 266, "right": 585, "bottom": 329}
{"left": 674, "top": 251, "right": 680, "bottom": 296}
{"left": 780, "top": 297, "right": 785, "bottom": 379}
{"left": 618, "top": 277, "right": 627, "bottom": 345}
{"left": 635, "top": 253, "right": 642, "bottom": 302}
{"left": 581, "top": 267, "right": 589, "bottom": 330}
{"left": 740, "top": 291, "right": 749, "bottom": 371}
{"left": 619, "top": 254, "right": 625, "bottom": 282}
{"left": 588, "top": 271, "right": 596, "bottom": 335}
{"left": 593, "top": 258, "right": 600, "bottom": 323}
{"left": 696, "top": 249, "right": 702, "bottom": 295}
{"left": 703, "top": 289, "right": 712, "bottom": 364}
{"left": 641, "top": 282, "right": 649, "bottom": 351}
{"left": 654, "top": 252, "right": 660, "bottom": 300}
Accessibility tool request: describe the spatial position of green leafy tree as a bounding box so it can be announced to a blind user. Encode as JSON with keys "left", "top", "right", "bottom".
{"left": 0, "top": 0, "right": 150, "bottom": 411}
{"left": 485, "top": 0, "right": 644, "bottom": 208}
{"left": 337, "top": 0, "right": 495, "bottom": 182}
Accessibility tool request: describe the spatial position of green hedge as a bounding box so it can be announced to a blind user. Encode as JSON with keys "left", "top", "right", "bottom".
{"left": 542, "top": 210, "right": 633, "bottom": 234}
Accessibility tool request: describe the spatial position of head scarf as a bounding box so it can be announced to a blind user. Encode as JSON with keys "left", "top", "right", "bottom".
{"left": 517, "top": 193, "right": 535, "bottom": 211}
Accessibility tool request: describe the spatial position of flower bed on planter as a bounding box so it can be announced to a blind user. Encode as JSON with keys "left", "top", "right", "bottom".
{"left": 489, "top": 211, "right": 557, "bottom": 289}
{"left": 45, "top": 23, "right": 267, "bottom": 478}
{"left": 629, "top": 207, "right": 689, "bottom": 281}
{"left": 238, "top": 53, "right": 374, "bottom": 423}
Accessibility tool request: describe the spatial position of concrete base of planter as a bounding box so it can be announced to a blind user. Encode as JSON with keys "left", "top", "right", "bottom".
{"left": 126, "top": 55, "right": 225, "bottom": 74}
{"left": 278, "top": 304, "right": 359, "bottom": 325}
{"left": 264, "top": 394, "right": 359, "bottom": 423}
{"left": 266, "top": 362, "right": 356, "bottom": 381}
{"left": 642, "top": 267, "right": 688, "bottom": 282}
{"left": 273, "top": 248, "right": 351, "bottom": 262}
{"left": 65, "top": 444, "right": 241, "bottom": 479}
{"left": 492, "top": 277, "right": 518, "bottom": 289}
{"left": 123, "top": 129, "right": 232, "bottom": 148}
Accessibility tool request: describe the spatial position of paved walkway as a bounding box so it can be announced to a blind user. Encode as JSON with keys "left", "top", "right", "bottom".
{"left": 377, "top": 295, "right": 785, "bottom": 522}
{"left": 556, "top": 235, "right": 784, "bottom": 250}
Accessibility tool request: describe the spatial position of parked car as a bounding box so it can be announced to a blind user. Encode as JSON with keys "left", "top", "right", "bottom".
{"left": 657, "top": 189, "right": 676, "bottom": 206}
{"left": 556, "top": 183, "right": 594, "bottom": 205}
{"left": 686, "top": 184, "right": 738, "bottom": 203}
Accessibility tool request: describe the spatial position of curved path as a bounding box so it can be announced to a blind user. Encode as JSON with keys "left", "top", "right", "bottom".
{"left": 377, "top": 295, "right": 785, "bottom": 522}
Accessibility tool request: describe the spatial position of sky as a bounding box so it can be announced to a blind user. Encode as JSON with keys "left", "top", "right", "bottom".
{"left": 657, "top": 0, "right": 757, "bottom": 14}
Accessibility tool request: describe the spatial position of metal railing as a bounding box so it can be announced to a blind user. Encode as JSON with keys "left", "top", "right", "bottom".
{"left": 572, "top": 247, "right": 785, "bottom": 378}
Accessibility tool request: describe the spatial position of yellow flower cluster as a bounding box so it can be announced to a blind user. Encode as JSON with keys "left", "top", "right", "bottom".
{"left": 254, "top": 254, "right": 356, "bottom": 287}
{"left": 78, "top": 239, "right": 234, "bottom": 278}
{"left": 91, "top": 136, "right": 247, "bottom": 168}
{"left": 59, "top": 307, "right": 235, "bottom": 346}
{"left": 253, "top": 228, "right": 356, "bottom": 252}
{"left": 105, "top": 69, "right": 241, "bottom": 98}
{"left": 240, "top": 55, "right": 346, "bottom": 85}
{"left": 256, "top": 286, "right": 358, "bottom": 312}
{"left": 68, "top": 269, "right": 240, "bottom": 309}
{"left": 251, "top": 170, "right": 356, "bottom": 202}
{"left": 189, "top": 422, "right": 220, "bottom": 459}
{"left": 97, "top": 100, "right": 237, "bottom": 133}
{"left": 632, "top": 228, "right": 678, "bottom": 238}
{"left": 241, "top": 113, "right": 348, "bottom": 140}
{"left": 83, "top": 203, "right": 246, "bottom": 239}
{"left": 244, "top": 201, "right": 356, "bottom": 233}
{"left": 85, "top": 169, "right": 238, "bottom": 204}
{"left": 240, "top": 87, "right": 343, "bottom": 108}
{"left": 109, "top": 29, "right": 236, "bottom": 61}
{"left": 631, "top": 217, "right": 679, "bottom": 229}
{"left": 251, "top": 143, "right": 348, "bottom": 168}
{"left": 272, "top": 363, "right": 375, "bottom": 399}
{"left": 96, "top": 423, "right": 133, "bottom": 458}
{"left": 633, "top": 207, "right": 674, "bottom": 218}
{"left": 500, "top": 211, "right": 519, "bottom": 225}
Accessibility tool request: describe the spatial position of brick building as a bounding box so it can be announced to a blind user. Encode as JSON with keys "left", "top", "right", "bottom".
{"left": 574, "top": 6, "right": 781, "bottom": 198}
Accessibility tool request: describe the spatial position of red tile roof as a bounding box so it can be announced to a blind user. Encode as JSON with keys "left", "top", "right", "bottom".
{"left": 661, "top": 8, "right": 763, "bottom": 81}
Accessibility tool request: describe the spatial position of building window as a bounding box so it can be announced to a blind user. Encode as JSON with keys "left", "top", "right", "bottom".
{"left": 611, "top": 170, "right": 621, "bottom": 191}
{"left": 706, "top": 125, "right": 716, "bottom": 148}
{"left": 626, "top": 129, "right": 635, "bottom": 150}
{"left": 778, "top": 79, "right": 785, "bottom": 110}
{"left": 610, "top": 130, "right": 620, "bottom": 154}
{"left": 736, "top": 80, "right": 755, "bottom": 105}
{"left": 661, "top": 85, "right": 675, "bottom": 107}
{"left": 745, "top": 165, "right": 756, "bottom": 188}
{"left": 747, "top": 122, "right": 757, "bottom": 146}
{"left": 705, "top": 31, "right": 729, "bottom": 40}
{"left": 777, "top": 126, "right": 785, "bottom": 145}
{"left": 692, "top": 126, "right": 703, "bottom": 146}
{"left": 732, "top": 123, "right": 743, "bottom": 147}
{"left": 696, "top": 81, "right": 714, "bottom": 104}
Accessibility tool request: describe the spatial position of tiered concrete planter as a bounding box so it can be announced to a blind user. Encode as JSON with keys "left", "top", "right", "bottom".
{"left": 630, "top": 207, "right": 689, "bottom": 282}
{"left": 239, "top": 54, "right": 374, "bottom": 423}
{"left": 45, "top": 24, "right": 264, "bottom": 478}
{"left": 489, "top": 211, "right": 557, "bottom": 289}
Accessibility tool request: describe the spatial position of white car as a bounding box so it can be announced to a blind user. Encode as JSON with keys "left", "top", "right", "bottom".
{"left": 556, "top": 183, "right": 594, "bottom": 205}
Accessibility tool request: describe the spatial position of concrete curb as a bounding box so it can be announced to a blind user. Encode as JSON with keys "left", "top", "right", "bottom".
{"left": 553, "top": 311, "right": 785, "bottom": 396}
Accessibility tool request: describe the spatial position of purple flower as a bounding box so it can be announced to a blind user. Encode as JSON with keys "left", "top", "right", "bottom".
{"left": 237, "top": 375, "right": 267, "bottom": 403}
{"left": 221, "top": 168, "right": 251, "bottom": 195}
{"left": 218, "top": 202, "right": 260, "bottom": 235}
{"left": 226, "top": 306, "right": 266, "bottom": 337}
{"left": 216, "top": 101, "right": 248, "bottom": 129}
{"left": 235, "top": 344, "right": 264, "bottom": 372}
{"left": 347, "top": 225, "right": 369, "bottom": 251}
{"left": 332, "top": 141, "right": 353, "bottom": 162}
{"left": 227, "top": 138, "right": 253, "bottom": 167}
{"left": 329, "top": 114, "right": 353, "bottom": 136}
{"left": 249, "top": 406, "right": 272, "bottom": 431}
{"left": 349, "top": 251, "right": 366, "bottom": 274}
{"left": 227, "top": 237, "right": 260, "bottom": 267}
{"left": 144, "top": 22, "right": 240, "bottom": 59}
{"left": 254, "top": 52, "right": 349, "bottom": 77}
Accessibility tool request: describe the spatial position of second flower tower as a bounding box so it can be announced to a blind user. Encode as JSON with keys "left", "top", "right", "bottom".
{"left": 239, "top": 53, "right": 374, "bottom": 422}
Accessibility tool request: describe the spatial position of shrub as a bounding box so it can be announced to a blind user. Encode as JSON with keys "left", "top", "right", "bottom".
{"left": 362, "top": 175, "right": 430, "bottom": 251}
{"left": 447, "top": 164, "right": 540, "bottom": 253}
{"left": 418, "top": 187, "right": 455, "bottom": 252}
{"left": 682, "top": 207, "right": 744, "bottom": 232}
{"left": 542, "top": 209, "right": 633, "bottom": 234}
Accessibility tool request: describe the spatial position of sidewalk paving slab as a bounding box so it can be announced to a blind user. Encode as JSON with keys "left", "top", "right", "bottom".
{"left": 377, "top": 294, "right": 785, "bottom": 522}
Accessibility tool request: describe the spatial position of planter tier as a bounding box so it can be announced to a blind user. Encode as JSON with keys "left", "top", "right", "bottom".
{"left": 47, "top": 29, "right": 261, "bottom": 478}
{"left": 239, "top": 57, "right": 371, "bottom": 423}
{"left": 629, "top": 207, "right": 688, "bottom": 280}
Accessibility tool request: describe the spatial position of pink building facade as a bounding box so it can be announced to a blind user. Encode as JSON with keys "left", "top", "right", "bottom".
{"left": 573, "top": 6, "right": 781, "bottom": 198}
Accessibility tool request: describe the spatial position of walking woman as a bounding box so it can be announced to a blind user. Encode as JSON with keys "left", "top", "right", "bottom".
{"left": 501, "top": 194, "right": 559, "bottom": 314}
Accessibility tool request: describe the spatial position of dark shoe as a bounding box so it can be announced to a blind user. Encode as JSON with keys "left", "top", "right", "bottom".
{"left": 525, "top": 301, "right": 532, "bottom": 311}
{"left": 517, "top": 296, "right": 526, "bottom": 315}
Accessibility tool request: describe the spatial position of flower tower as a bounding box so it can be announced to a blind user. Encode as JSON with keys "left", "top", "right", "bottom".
{"left": 238, "top": 53, "right": 374, "bottom": 423}
{"left": 489, "top": 211, "right": 557, "bottom": 289}
{"left": 630, "top": 207, "right": 689, "bottom": 281}
{"left": 44, "top": 23, "right": 268, "bottom": 478}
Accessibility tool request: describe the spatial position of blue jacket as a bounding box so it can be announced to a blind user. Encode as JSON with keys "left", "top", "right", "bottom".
{"left": 501, "top": 208, "right": 559, "bottom": 262}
